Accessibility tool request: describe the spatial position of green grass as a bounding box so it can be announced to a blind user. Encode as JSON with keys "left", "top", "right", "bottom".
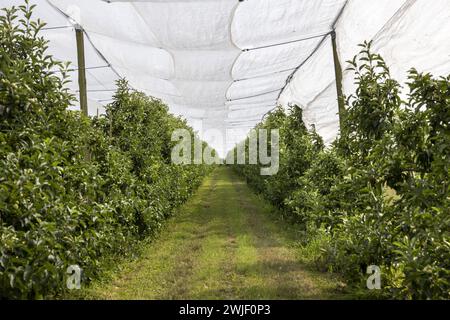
{"left": 80, "top": 167, "right": 349, "bottom": 299}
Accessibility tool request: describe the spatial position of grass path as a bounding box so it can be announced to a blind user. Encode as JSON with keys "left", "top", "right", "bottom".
{"left": 85, "top": 167, "right": 345, "bottom": 299}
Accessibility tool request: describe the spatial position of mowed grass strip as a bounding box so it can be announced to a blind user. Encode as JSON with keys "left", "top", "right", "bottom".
{"left": 84, "top": 167, "right": 345, "bottom": 299}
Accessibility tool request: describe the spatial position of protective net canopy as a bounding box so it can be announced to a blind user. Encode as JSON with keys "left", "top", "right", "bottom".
{"left": 3, "top": 0, "right": 450, "bottom": 157}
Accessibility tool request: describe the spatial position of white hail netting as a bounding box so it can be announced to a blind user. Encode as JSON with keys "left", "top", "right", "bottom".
{"left": 2, "top": 0, "right": 450, "bottom": 157}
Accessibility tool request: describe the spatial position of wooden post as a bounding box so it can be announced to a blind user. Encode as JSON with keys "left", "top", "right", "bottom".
{"left": 75, "top": 26, "right": 88, "bottom": 116}
{"left": 331, "top": 31, "right": 345, "bottom": 129}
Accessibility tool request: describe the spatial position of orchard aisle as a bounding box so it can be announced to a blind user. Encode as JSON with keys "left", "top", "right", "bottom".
{"left": 86, "top": 167, "right": 345, "bottom": 299}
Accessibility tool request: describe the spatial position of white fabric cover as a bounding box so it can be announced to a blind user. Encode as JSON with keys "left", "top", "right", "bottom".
{"left": 280, "top": 0, "right": 450, "bottom": 144}
{"left": 2, "top": 0, "right": 450, "bottom": 155}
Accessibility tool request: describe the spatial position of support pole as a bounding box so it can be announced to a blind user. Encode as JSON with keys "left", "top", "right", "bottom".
{"left": 75, "top": 26, "right": 88, "bottom": 116}
{"left": 331, "top": 30, "right": 345, "bottom": 130}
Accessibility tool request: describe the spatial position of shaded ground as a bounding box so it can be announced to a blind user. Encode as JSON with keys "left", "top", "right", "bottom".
{"left": 85, "top": 167, "right": 346, "bottom": 299}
